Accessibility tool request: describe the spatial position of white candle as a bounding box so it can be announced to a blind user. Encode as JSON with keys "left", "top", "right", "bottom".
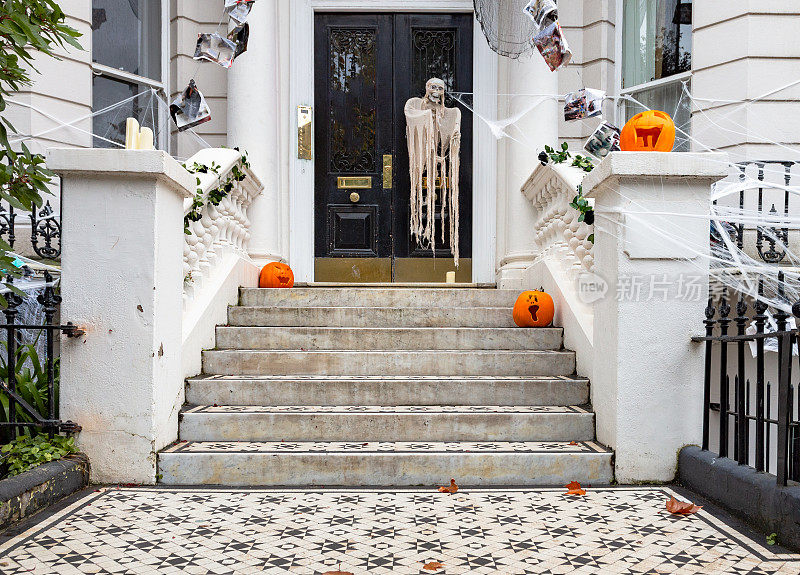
{"left": 446, "top": 271, "right": 456, "bottom": 283}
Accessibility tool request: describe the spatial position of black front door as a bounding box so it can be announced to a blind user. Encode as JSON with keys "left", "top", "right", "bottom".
{"left": 314, "top": 13, "right": 473, "bottom": 283}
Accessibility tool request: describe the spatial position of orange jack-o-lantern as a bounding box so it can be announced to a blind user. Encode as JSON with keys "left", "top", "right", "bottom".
{"left": 259, "top": 262, "right": 294, "bottom": 288}
{"left": 513, "top": 290, "right": 555, "bottom": 328}
{"left": 620, "top": 110, "right": 676, "bottom": 152}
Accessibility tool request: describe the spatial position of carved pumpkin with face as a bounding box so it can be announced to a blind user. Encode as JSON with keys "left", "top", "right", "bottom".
{"left": 259, "top": 262, "right": 294, "bottom": 288}
{"left": 619, "top": 110, "right": 676, "bottom": 152}
{"left": 513, "top": 290, "right": 555, "bottom": 328}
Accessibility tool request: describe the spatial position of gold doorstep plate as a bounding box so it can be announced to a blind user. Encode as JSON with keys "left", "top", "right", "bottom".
{"left": 315, "top": 258, "right": 472, "bottom": 283}
{"left": 337, "top": 176, "right": 372, "bottom": 189}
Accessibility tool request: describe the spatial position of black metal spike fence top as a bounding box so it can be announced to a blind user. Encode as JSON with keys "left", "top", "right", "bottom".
{"left": 0, "top": 201, "right": 62, "bottom": 260}
{"left": 693, "top": 279, "right": 800, "bottom": 486}
{"left": 0, "top": 272, "right": 82, "bottom": 441}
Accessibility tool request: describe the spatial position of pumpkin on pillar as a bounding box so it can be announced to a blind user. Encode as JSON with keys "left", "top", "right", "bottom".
{"left": 619, "top": 110, "right": 676, "bottom": 152}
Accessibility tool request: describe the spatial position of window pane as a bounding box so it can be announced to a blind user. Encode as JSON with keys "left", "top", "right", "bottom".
{"left": 92, "top": 75, "right": 160, "bottom": 148}
{"left": 625, "top": 80, "right": 691, "bottom": 151}
{"left": 92, "top": 0, "right": 161, "bottom": 80}
{"left": 622, "top": 0, "right": 691, "bottom": 88}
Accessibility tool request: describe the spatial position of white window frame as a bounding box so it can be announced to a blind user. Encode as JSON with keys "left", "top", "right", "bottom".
{"left": 614, "top": 0, "right": 692, "bottom": 132}
{"left": 90, "top": 0, "right": 170, "bottom": 151}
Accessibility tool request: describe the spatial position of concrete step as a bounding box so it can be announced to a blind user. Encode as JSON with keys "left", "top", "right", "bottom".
{"left": 228, "top": 306, "right": 517, "bottom": 328}
{"left": 185, "top": 375, "right": 589, "bottom": 406}
{"left": 240, "top": 287, "right": 520, "bottom": 308}
{"left": 178, "top": 405, "right": 595, "bottom": 442}
{"left": 158, "top": 440, "right": 614, "bottom": 486}
{"left": 214, "top": 326, "right": 563, "bottom": 351}
{"left": 201, "top": 349, "right": 575, "bottom": 376}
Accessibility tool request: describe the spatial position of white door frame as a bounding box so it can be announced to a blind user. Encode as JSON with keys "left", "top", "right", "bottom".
{"left": 289, "top": 0, "right": 498, "bottom": 283}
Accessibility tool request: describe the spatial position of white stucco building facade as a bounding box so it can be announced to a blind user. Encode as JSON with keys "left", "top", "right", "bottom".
{"left": 11, "top": 0, "right": 798, "bottom": 284}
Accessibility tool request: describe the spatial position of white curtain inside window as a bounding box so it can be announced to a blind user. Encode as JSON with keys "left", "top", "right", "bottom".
{"left": 622, "top": 0, "right": 691, "bottom": 89}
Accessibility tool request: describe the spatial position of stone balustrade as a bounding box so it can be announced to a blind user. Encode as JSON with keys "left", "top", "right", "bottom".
{"left": 182, "top": 148, "right": 262, "bottom": 307}
{"left": 522, "top": 161, "right": 593, "bottom": 274}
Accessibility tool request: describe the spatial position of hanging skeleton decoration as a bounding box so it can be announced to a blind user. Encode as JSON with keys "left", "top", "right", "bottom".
{"left": 404, "top": 78, "right": 462, "bottom": 265}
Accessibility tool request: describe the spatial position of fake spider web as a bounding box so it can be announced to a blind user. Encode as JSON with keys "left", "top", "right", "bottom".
{"left": 473, "top": 0, "right": 539, "bottom": 59}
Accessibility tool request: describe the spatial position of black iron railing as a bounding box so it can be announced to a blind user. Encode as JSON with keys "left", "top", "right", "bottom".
{"left": 0, "top": 201, "right": 62, "bottom": 260}
{"left": 0, "top": 272, "right": 81, "bottom": 440}
{"left": 693, "top": 279, "right": 800, "bottom": 485}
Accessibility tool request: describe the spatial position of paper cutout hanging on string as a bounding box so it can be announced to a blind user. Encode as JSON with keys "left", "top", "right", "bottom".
{"left": 473, "top": 0, "right": 539, "bottom": 59}
{"left": 564, "top": 88, "right": 605, "bottom": 121}
{"left": 170, "top": 79, "right": 212, "bottom": 132}
{"left": 584, "top": 121, "right": 621, "bottom": 159}
{"left": 194, "top": 33, "right": 236, "bottom": 69}
{"left": 524, "top": 0, "right": 557, "bottom": 32}
{"left": 225, "top": 0, "right": 255, "bottom": 25}
{"left": 228, "top": 23, "right": 249, "bottom": 59}
{"left": 533, "top": 21, "right": 572, "bottom": 71}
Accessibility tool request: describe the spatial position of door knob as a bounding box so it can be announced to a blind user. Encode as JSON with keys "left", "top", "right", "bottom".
{"left": 349, "top": 192, "right": 360, "bottom": 203}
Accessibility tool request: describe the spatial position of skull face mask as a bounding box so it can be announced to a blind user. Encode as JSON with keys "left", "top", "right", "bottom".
{"left": 425, "top": 78, "right": 446, "bottom": 105}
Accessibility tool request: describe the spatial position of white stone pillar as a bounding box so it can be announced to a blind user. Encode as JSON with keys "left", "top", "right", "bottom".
{"left": 227, "top": 0, "right": 285, "bottom": 265}
{"left": 47, "top": 149, "right": 194, "bottom": 484}
{"left": 583, "top": 151, "right": 729, "bottom": 483}
{"left": 497, "top": 56, "right": 559, "bottom": 288}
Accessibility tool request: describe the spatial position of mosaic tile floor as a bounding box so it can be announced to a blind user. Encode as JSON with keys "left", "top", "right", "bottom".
{"left": 162, "top": 440, "right": 610, "bottom": 454}
{"left": 183, "top": 405, "right": 588, "bottom": 414}
{"left": 1, "top": 487, "right": 799, "bottom": 574}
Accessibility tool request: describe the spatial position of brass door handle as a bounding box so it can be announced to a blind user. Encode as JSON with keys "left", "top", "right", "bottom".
{"left": 349, "top": 192, "right": 360, "bottom": 203}
{"left": 383, "top": 155, "right": 392, "bottom": 189}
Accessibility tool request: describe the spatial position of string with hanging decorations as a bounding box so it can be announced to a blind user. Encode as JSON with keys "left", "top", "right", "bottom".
{"left": 170, "top": 0, "right": 255, "bottom": 132}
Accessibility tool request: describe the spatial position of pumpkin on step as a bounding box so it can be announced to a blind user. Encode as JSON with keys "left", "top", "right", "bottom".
{"left": 513, "top": 290, "right": 555, "bottom": 328}
{"left": 619, "top": 110, "right": 676, "bottom": 152}
{"left": 259, "top": 262, "right": 294, "bottom": 288}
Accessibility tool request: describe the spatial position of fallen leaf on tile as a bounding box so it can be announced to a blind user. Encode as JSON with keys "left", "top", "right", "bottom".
{"left": 423, "top": 561, "right": 445, "bottom": 571}
{"left": 666, "top": 497, "right": 702, "bottom": 515}
{"left": 564, "top": 481, "right": 586, "bottom": 496}
{"left": 438, "top": 479, "right": 458, "bottom": 494}
{"left": 569, "top": 441, "right": 578, "bottom": 445}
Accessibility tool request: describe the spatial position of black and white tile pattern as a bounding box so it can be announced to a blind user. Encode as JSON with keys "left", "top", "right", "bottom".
{"left": 1, "top": 487, "right": 798, "bottom": 574}
{"left": 163, "top": 440, "right": 609, "bottom": 454}
{"left": 184, "top": 405, "right": 588, "bottom": 414}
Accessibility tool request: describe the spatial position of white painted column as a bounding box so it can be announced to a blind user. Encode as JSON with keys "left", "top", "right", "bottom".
{"left": 583, "top": 151, "right": 729, "bottom": 483}
{"left": 228, "top": 0, "right": 286, "bottom": 265}
{"left": 496, "top": 55, "right": 558, "bottom": 288}
{"left": 47, "top": 149, "right": 194, "bottom": 484}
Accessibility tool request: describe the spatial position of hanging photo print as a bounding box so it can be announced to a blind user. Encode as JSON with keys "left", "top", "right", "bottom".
{"left": 533, "top": 21, "right": 572, "bottom": 71}
{"left": 194, "top": 33, "right": 236, "bottom": 69}
{"left": 225, "top": 0, "right": 255, "bottom": 25}
{"left": 170, "top": 79, "right": 212, "bottom": 132}
{"left": 524, "top": 0, "right": 558, "bottom": 32}
{"left": 564, "top": 88, "right": 606, "bottom": 121}
{"left": 228, "top": 23, "right": 249, "bottom": 59}
{"left": 583, "top": 121, "right": 621, "bottom": 159}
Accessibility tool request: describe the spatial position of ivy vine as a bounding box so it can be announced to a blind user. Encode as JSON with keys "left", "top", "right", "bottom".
{"left": 182, "top": 148, "right": 251, "bottom": 235}
{"left": 539, "top": 143, "right": 596, "bottom": 243}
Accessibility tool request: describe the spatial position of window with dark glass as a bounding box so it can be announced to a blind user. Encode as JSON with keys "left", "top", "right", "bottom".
{"left": 91, "top": 0, "right": 164, "bottom": 148}
{"left": 620, "top": 0, "right": 692, "bottom": 151}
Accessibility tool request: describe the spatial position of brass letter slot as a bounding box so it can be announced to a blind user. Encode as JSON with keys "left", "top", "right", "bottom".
{"left": 422, "top": 176, "right": 449, "bottom": 190}
{"left": 383, "top": 155, "right": 393, "bottom": 189}
{"left": 337, "top": 176, "right": 372, "bottom": 189}
{"left": 297, "top": 106, "right": 313, "bottom": 160}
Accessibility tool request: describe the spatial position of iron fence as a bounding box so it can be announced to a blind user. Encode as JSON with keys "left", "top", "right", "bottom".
{"left": 0, "top": 272, "right": 81, "bottom": 441}
{"left": 0, "top": 200, "right": 62, "bottom": 260}
{"left": 693, "top": 279, "right": 800, "bottom": 485}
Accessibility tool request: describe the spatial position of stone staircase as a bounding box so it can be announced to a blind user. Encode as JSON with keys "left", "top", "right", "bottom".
{"left": 158, "top": 287, "right": 613, "bottom": 486}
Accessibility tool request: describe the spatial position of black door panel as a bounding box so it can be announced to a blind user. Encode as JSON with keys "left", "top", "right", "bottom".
{"left": 314, "top": 13, "right": 473, "bottom": 278}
